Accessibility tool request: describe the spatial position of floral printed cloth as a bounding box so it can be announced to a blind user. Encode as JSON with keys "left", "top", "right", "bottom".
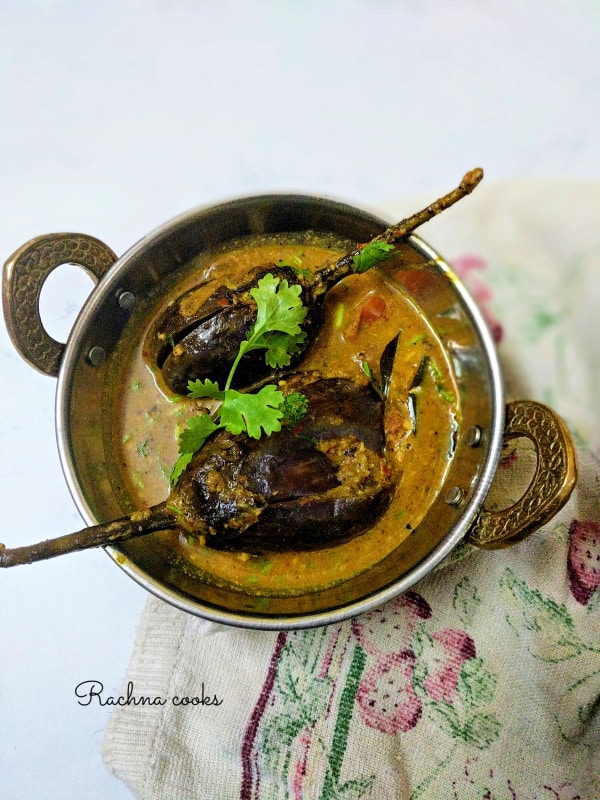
{"left": 103, "top": 181, "right": 600, "bottom": 800}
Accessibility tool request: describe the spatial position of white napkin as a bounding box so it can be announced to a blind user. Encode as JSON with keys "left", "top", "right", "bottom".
{"left": 104, "top": 181, "right": 600, "bottom": 800}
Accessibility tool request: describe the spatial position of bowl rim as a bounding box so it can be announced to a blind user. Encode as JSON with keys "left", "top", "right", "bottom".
{"left": 55, "top": 193, "right": 505, "bottom": 629}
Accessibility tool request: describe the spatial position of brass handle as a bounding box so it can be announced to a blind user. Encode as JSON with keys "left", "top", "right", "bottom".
{"left": 2, "top": 233, "right": 117, "bottom": 376}
{"left": 468, "top": 400, "right": 577, "bottom": 549}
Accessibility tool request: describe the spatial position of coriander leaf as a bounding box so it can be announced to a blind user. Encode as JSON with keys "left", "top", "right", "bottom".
{"left": 352, "top": 241, "right": 395, "bottom": 274}
{"left": 262, "top": 330, "right": 307, "bottom": 369}
{"left": 170, "top": 452, "right": 194, "bottom": 486}
{"left": 187, "top": 378, "right": 225, "bottom": 400}
{"left": 170, "top": 273, "right": 311, "bottom": 484}
{"left": 178, "top": 414, "right": 220, "bottom": 454}
{"left": 225, "top": 273, "right": 308, "bottom": 389}
{"left": 249, "top": 274, "right": 308, "bottom": 339}
{"left": 220, "top": 385, "right": 284, "bottom": 438}
{"left": 281, "top": 391, "right": 308, "bottom": 427}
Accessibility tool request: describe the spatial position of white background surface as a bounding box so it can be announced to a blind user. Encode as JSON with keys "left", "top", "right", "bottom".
{"left": 1, "top": 1, "right": 599, "bottom": 798}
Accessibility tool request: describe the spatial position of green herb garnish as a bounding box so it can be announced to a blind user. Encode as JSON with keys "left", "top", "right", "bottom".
{"left": 427, "top": 358, "right": 456, "bottom": 403}
{"left": 408, "top": 332, "right": 426, "bottom": 346}
{"left": 352, "top": 241, "right": 395, "bottom": 274}
{"left": 281, "top": 391, "right": 309, "bottom": 428}
{"left": 358, "top": 357, "right": 384, "bottom": 399}
{"left": 137, "top": 440, "right": 149, "bottom": 457}
{"left": 275, "top": 252, "right": 312, "bottom": 279}
{"left": 360, "top": 360, "right": 374, "bottom": 382}
{"left": 275, "top": 252, "right": 304, "bottom": 269}
{"left": 170, "top": 274, "right": 309, "bottom": 485}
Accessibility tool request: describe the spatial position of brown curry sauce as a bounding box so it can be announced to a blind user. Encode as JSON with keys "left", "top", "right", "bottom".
{"left": 111, "top": 231, "right": 459, "bottom": 595}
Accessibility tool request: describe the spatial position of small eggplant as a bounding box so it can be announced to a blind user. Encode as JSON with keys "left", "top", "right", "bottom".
{"left": 0, "top": 376, "right": 393, "bottom": 565}
{"left": 155, "top": 265, "right": 324, "bottom": 393}
{"left": 151, "top": 169, "right": 483, "bottom": 394}
{"left": 170, "top": 376, "right": 392, "bottom": 552}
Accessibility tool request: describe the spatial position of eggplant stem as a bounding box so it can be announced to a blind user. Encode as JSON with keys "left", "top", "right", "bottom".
{"left": 378, "top": 167, "right": 483, "bottom": 245}
{"left": 315, "top": 167, "right": 483, "bottom": 290}
{"left": 2, "top": 171, "right": 485, "bottom": 569}
{"left": 0, "top": 503, "right": 178, "bottom": 567}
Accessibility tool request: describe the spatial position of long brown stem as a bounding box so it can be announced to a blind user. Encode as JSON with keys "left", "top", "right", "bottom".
{"left": 1, "top": 170, "right": 484, "bottom": 569}
{"left": 377, "top": 167, "right": 483, "bottom": 244}
{"left": 0, "top": 503, "right": 178, "bottom": 567}
{"left": 315, "top": 167, "right": 484, "bottom": 290}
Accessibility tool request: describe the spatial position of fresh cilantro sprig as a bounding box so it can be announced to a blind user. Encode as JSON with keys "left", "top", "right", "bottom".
{"left": 238, "top": 273, "right": 308, "bottom": 373}
{"left": 170, "top": 274, "right": 309, "bottom": 485}
{"left": 352, "top": 241, "right": 395, "bottom": 274}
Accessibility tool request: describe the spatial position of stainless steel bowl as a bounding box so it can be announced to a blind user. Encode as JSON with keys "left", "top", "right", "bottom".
{"left": 2, "top": 195, "right": 577, "bottom": 628}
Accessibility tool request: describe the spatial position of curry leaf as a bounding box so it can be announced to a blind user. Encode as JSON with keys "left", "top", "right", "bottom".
{"left": 352, "top": 241, "right": 395, "bottom": 274}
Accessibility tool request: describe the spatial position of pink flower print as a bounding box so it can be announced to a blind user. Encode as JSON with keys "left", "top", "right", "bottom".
{"left": 351, "top": 591, "right": 432, "bottom": 658}
{"left": 451, "top": 254, "right": 503, "bottom": 344}
{"left": 356, "top": 650, "right": 422, "bottom": 733}
{"left": 291, "top": 726, "right": 312, "bottom": 800}
{"left": 422, "top": 629, "right": 476, "bottom": 703}
{"left": 567, "top": 518, "right": 600, "bottom": 605}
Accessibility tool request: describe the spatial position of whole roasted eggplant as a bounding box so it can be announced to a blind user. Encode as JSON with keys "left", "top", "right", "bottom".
{"left": 0, "top": 375, "right": 394, "bottom": 566}
{"left": 151, "top": 169, "right": 483, "bottom": 394}
{"left": 171, "top": 376, "right": 392, "bottom": 552}
{"left": 154, "top": 265, "right": 323, "bottom": 393}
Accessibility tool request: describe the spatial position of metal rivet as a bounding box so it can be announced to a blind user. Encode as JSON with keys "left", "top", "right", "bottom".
{"left": 87, "top": 346, "right": 106, "bottom": 366}
{"left": 117, "top": 290, "right": 136, "bottom": 310}
{"left": 466, "top": 425, "right": 482, "bottom": 447}
{"left": 446, "top": 486, "right": 465, "bottom": 507}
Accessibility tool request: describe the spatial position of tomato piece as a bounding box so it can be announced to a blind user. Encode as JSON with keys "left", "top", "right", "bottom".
{"left": 359, "top": 293, "right": 387, "bottom": 325}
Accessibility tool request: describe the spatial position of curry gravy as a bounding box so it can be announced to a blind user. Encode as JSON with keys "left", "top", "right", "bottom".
{"left": 110, "top": 232, "right": 459, "bottom": 595}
